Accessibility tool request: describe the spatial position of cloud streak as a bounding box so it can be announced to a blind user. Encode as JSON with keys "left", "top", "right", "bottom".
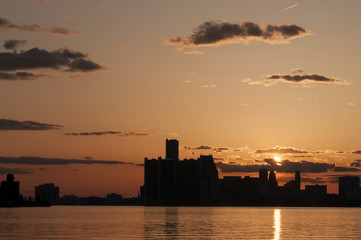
{"left": 164, "top": 20, "right": 310, "bottom": 54}
{"left": 0, "top": 167, "right": 35, "bottom": 175}
{"left": 65, "top": 131, "right": 150, "bottom": 137}
{"left": 255, "top": 146, "right": 308, "bottom": 154}
{"left": 0, "top": 17, "right": 78, "bottom": 36}
{"left": 243, "top": 73, "right": 350, "bottom": 86}
{"left": 0, "top": 71, "right": 44, "bottom": 81}
{"left": 184, "top": 145, "right": 229, "bottom": 152}
{"left": 0, "top": 118, "right": 63, "bottom": 131}
{"left": 0, "top": 156, "right": 133, "bottom": 165}
{"left": 216, "top": 158, "right": 360, "bottom": 173}
{"left": 0, "top": 45, "right": 105, "bottom": 80}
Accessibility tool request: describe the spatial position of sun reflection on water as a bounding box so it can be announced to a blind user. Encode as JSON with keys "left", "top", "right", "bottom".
{"left": 273, "top": 209, "right": 281, "bottom": 240}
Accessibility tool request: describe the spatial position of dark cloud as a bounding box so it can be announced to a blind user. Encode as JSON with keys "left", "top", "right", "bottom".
{"left": 65, "top": 131, "right": 121, "bottom": 136}
{"left": 255, "top": 147, "right": 308, "bottom": 154}
{"left": 216, "top": 162, "right": 269, "bottom": 173}
{"left": 216, "top": 158, "right": 347, "bottom": 173}
{"left": 119, "top": 132, "right": 149, "bottom": 137}
{"left": 352, "top": 150, "right": 361, "bottom": 154}
{"left": 184, "top": 145, "right": 229, "bottom": 152}
{"left": 194, "top": 145, "right": 213, "bottom": 150}
{"left": 0, "top": 47, "right": 104, "bottom": 73}
{"left": 0, "top": 118, "right": 63, "bottom": 131}
{"left": 164, "top": 20, "right": 310, "bottom": 53}
{"left": 0, "top": 167, "right": 35, "bottom": 175}
{"left": 350, "top": 160, "right": 361, "bottom": 167}
{"left": 136, "top": 163, "right": 144, "bottom": 167}
{"left": 4, "top": 39, "right": 26, "bottom": 50}
{"left": 332, "top": 166, "right": 360, "bottom": 172}
{"left": 65, "top": 131, "right": 149, "bottom": 137}
{"left": 214, "top": 147, "right": 229, "bottom": 152}
{"left": 0, "top": 156, "right": 133, "bottom": 165}
{"left": 265, "top": 74, "right": 347, "bottom": 84}
{"left": 0, "top": 17, "right": 78, "bottom": 36}
{"left": 0, "top": 71, "right": 44, "bottom": 81}
{"left": 301, "top": 177, "right": 328, "bottom": 184}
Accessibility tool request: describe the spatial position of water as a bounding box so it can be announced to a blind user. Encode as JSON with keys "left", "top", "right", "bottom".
{"left": 0, "top": 206, "right": 360, "bottom": 239}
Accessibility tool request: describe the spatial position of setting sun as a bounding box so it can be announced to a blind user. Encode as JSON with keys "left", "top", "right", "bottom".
{"left": 273, "top": 156, "right": 281, "bottom": 162}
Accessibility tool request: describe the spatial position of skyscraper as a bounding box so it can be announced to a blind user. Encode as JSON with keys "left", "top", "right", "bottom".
{"left": 166, "top": 139, "right": 179, "bottom": 160}
{"left": 339, "top": 176, "right": 360, "bottom": 200}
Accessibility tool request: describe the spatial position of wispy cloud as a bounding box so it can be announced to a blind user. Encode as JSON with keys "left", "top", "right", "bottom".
{"left": 243, "top": 72, "right": 350, "bottom": 87}
{"left": 216, "top": 158, "right": 360, "bottom": 173}
{"left": 0, "top": 167, "right": 35, "bottom": 175}
{"left": 65, "top": 131, "right": 150, "bottom": 137}
{"left": 273, "top": 3, "right": 300, "bottom": 16}
{"left": 0, "top": 17, "right": 78, "bottom": 36}
{"left": 255, "top": 146, "right": 308, "bottom": 154}
{"left": 0, "top": 118, "right": 62, "bottom": 131}
{"left": 0, "top": 156, "right": 133, "bottom": 165}
{"left": 184, "top": 145, "right": 229, "bottom": 153}
{"left": 164, "top": 20, "right": 311, "bottom": 54}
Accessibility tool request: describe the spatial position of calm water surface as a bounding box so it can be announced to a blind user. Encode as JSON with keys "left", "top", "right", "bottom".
{"left": 0, "top": 206, "right": 360, "bottom": 239}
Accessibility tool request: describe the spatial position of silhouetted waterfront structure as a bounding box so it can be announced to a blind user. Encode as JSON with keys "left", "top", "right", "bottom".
{"left": 339, "top": 176, "right": 360, "bottom": 200}
{"left": 0, "top": 173, "right": 20, "bottom": 205}
{"left": 143, "top": 139, "right": 219, "bottom": 205}
{"left": 35, "top": 183, "right": 59, "bottom": 205}
{"left": 305, "top": 184, "right": 327, "bottom": 205}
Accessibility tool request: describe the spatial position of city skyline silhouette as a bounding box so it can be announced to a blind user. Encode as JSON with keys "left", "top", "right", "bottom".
{"left": 0, "top": 1, "right": 360, "bottom": 199}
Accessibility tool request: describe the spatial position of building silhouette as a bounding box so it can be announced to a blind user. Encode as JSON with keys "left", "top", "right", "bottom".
{"left": 143, "top": 139, "right": 219, "bottom": 205}
{"left": 0, "top": 173, "right": 20, "bottom": 205}
{"left": 35, "top": 183, "right": 59, "bottom": 205}
{"left": 339, "top": 176, "right": 360, "bottom": 200}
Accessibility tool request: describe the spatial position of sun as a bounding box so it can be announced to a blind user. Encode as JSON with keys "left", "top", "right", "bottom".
{"left": 273, "top": 156, "right": 281, "bottom": 162}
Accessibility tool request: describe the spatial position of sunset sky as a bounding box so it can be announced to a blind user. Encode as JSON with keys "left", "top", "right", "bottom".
{"left": 1, "top": 0, "right": 361, "bottom": 197}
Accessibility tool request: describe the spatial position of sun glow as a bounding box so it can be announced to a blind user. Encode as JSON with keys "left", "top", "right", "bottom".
{"left": 273, "top": 156, "right": 281, "bottom": 162}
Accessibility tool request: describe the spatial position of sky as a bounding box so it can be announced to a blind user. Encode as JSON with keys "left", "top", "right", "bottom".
{"left": 0, "top": 0, "right": 361, "bottom": 198}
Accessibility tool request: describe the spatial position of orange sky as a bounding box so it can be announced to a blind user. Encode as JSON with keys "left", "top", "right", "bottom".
{"left": 0, "top": 0, "right": 360, "bottom": 197}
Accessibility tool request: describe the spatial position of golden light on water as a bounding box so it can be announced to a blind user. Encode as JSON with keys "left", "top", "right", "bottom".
{"left": 273, "top": 209, "right": 281, "bottom": 240}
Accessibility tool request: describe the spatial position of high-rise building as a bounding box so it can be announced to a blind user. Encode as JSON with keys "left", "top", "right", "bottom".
{"left": 259, "top": 169, "right": 268, "bottom": 185}
{"left": 166, "top": 139, "right": 179, "bottom": 160}
{"left": 144, "top": 139, "right": 219, "bottom": 204}
{"left": 35, "top": 183, "right": 59, "bottom": 205}
{"left": 339, "top": 176, "right": 360, "bottom": 200}
{"left": 295, "top": 171, "right": 301, "bottom": 192}
{"left": 0, "top": 173, "right": 20, "bottom": 204}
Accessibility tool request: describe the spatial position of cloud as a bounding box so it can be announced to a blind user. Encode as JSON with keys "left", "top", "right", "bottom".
{"left": 118, "top": 132, "right": 149, "bottom": 137}
{"left": 0, "top": 156, "right": 133, "bottom": 165}
{"left": 350, "top": 160, "right": 361, "bottom": 167}
{"left": 0, "top": 46, "right": 105, "bottom": 74}
{"left": 332, "top": 166, "right": 360, "bottom": 172}
{"left": 0, "top": 167, "right": 35, "bottom": 175}
{"left": 201, "top": 84, "right": 216, "bottom": 88}
{"left": 65, "top": 131, "right": 121, "bottom": 136}
{"left": 0, "top": 17, "right": 78, "bottom": 36}
{"left": 353, "top": 150, "right": 361, "bottom": 154}
{"left": 347, "top": 102, "right": 356, "bottom": 107}
{"left": 244, "top": 73, "right": 350, "bottom": 86}
{"left": 0, "top": 118, "right": 63, "bottom": 131}
{"left": 164, "top": 20, "right": 310, "bottom": 54}
{"left": 255, "top": 146, "right": 308, "bottom": 154}
{"left": 184, "top": 145, "right": 229, "bottom": 152}
{"left": 65, "top": 131, "right": 149, "bottom": 137}
{"left": 0, "top": 71, "right": 44, "bottom": 81}
{"left": 3, "top": 39, "right": 27, "bottom": 51}
{"left": 216, "top": 158, "right": 354, "bottom": 173}
{"left": 301, "top": 177, "right": 328, "bottom": 184}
